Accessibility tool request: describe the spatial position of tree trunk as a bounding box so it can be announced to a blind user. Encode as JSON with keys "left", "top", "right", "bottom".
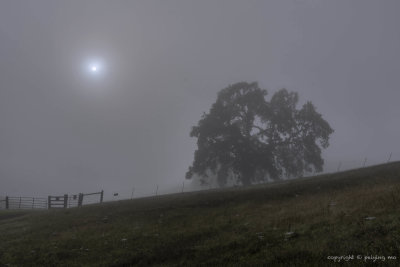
{"left": 241, "top": 170, "right": 253, "bottom": 187}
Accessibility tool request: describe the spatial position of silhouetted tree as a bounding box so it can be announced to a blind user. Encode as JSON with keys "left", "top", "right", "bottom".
{"left": 186, "top": 82, "right": 333, "bottom": 187}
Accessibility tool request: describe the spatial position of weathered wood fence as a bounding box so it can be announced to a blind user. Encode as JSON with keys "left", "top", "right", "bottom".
{"left": 78, "top": 191, "right": 104, "bottom": 206}
{"left": 0, "top": 196, "right": 47, "bottom": 210}
{"left": 48, "top": 195, "right": 68, "bottom": 209}
{"left": 0, "top": 190, "right": 104, "bottom": 210}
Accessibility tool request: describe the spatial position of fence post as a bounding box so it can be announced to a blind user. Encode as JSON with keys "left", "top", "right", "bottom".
{"left": 78, "top": 193, "right": 83, "bottom": 207}
{"left": 363, "top": 158, "right": 367, "bottom": 167}
{"left": 156, "top": 185, "right": 159, "bottom": 196}
{"left": 32, "top": 197, "right": 35, "bottom": 209}
{"left": 181, "top": 181, "right": 185, "bottom": 193}
{"left": 5, "top": 196, "right": 9, "bottom": 210}
{"left": 388, "top": 152, "right": 392, "bottom": 163}
{"left": 48, "top": 196, "right": 51, "bottom": 209}
{"left": 63, "top": 194, "right": 68, "bottom": 209}
{"left": 100, "top": 190, "right": 104, "bottom": 203}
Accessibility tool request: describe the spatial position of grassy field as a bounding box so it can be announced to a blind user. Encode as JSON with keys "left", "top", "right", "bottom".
{"left": 1, "top": 162, "right": 400, "bottom": 266}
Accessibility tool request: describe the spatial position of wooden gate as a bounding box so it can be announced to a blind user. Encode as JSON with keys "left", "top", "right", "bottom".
{"left": 77, "top": 190, "right": 104, "bottom": 207}
{"left": 48, "top": 194, "right": 68, "bottom": 209}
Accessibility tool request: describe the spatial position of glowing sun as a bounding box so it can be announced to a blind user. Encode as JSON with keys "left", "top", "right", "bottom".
{"left": 89, "top": 63, "right": 101, "bottom": 73}
{"left": 82, "top": 58, "right": 106, "bottom": 79}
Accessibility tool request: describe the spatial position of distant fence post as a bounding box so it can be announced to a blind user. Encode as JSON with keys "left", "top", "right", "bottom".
{"left": 181, "top": 181, "right": 185, "bottom": 193}
{"left": 363, "top": 158, "right": 367, "bottom": 167}
{"left": 78, "top": 193, "right": 83, "bottom": 207}
{"left": 100, "top": 190, "right": 104, "bottom": 203}
{"left": 388, "top": 152, "right": 392, "bottom": 163}
{"left": 48, "top": 196, "right": 51, "bottom": 209}
{"left": 63, "top": 194, "right": 68, "bottom": 209}
{"left": 131, "top": 187, "right": 135, "bottom": 199}
{"left": 5, "top": 196, "right": 9, "bottom": 209}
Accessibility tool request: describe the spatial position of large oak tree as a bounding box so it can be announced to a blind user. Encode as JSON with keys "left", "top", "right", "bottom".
{"left": 186, "top": 82, "right": 334, "bottom": 187}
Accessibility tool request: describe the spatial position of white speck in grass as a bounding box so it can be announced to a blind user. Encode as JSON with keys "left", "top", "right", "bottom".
{"left": 121, "top": 238, "right": 127, "bottom": 242}
{"left": 365, "top": 216, "right": 376, "bottom": 221}
{"left": 284, "top": 231, "right": 298, "bottom": 241}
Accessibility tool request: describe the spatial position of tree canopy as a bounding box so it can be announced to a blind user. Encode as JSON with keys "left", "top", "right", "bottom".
{"left": 186, "top": 82, "right": 334, "bottom": 187}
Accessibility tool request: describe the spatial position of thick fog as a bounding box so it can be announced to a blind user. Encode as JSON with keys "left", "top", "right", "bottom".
{"left": 1, "top": 0, "right": 400, "bottom": 200}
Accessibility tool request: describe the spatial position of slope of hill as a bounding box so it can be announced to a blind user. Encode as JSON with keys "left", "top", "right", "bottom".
{"left": 1, "top": 162, "right": 400, "bottom": 266}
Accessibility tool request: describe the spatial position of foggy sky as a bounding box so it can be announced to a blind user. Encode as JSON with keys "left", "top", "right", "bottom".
{"left": 1, "top": 0, "right": 400, "bottom": 199}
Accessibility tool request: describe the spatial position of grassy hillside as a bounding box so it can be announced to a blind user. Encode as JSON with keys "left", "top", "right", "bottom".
{"left": 1, "top": 162, "right": 400, "bottom": 266}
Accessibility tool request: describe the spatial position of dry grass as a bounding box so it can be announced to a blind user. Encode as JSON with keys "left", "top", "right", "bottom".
{"left": 1, "top": 162, "right": 400, "bottom": 266}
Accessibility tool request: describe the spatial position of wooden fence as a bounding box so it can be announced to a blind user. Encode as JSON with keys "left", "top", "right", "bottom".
{"left": 0, "top": 196, "right": 47, "bottom": 210}
{"left": 68, "top": 194, "right": 79, "bottom": 208}
{"left": 0, "top": 190, "right": 104, "bottom": 210}
{"left": 48, "top": 195, "right": 68, "bottom": 209}
{"left": 79, "top": 191, "right": 104, "bottom": 206}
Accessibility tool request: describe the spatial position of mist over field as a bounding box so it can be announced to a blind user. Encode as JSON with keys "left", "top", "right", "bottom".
{"left": 1, "top": 0, "right": 400, "bottom": 199}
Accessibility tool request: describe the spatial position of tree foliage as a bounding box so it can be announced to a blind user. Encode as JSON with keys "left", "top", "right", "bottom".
{"left": 186, "top": 82, "right": 334, "bottom": 187}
